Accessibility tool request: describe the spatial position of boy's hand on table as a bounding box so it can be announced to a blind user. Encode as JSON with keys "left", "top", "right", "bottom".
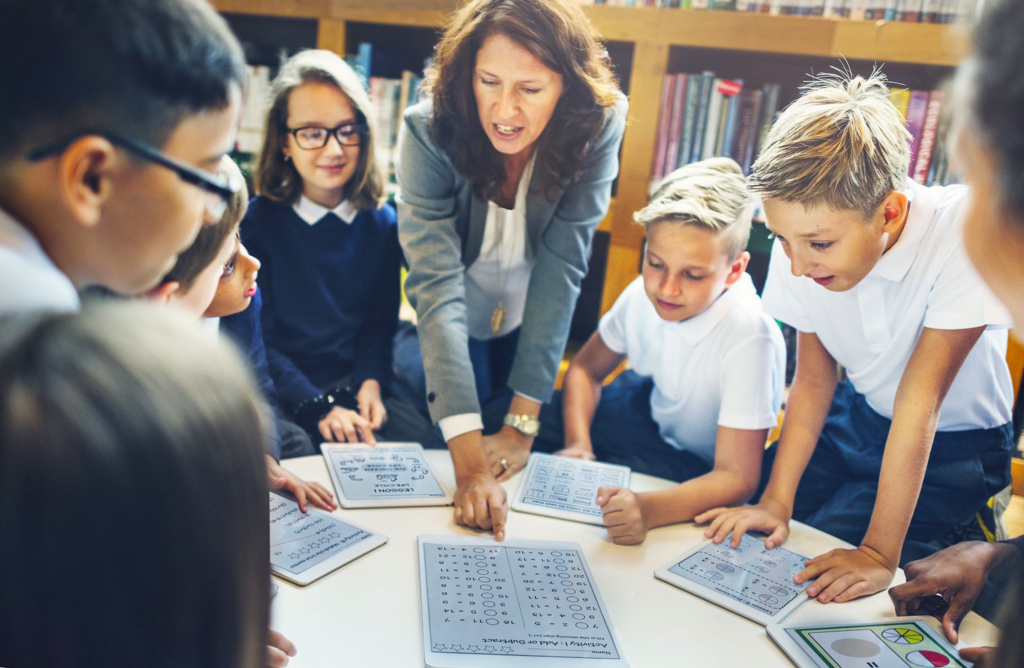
{"left": 799, "top": 544, "right": 896, "bottom": 603}
{"left": 555, "top": 443, "right": 596, "bottom": 461}
{"left": 696, "top": 498, "right": 791, "bottom": 549}
{"left": 596, "top": 486, "right": 649, "bottom": 545}
{"left": 889, "top": 541, "right": 1017, "bottom": 643}
{"left": 453, "top": 472, "right": 508, "bottom": 541}
{"left": 319, "top": 406, "right": 376, "bottom": 445}
{"left": 356, "top": 379, "right": 387, "bottom": 431}
{"left": 482, "top": 427, "right": 532, "bottom": 481}
{"left": 267, "top": 629, "right": 297, "bottom": 667}
{"left": 266, "top": 455, "right": 336, "bottom": 513}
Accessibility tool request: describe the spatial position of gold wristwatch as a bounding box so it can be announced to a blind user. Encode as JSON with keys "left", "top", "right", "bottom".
{"left": 503, "top": 413, "right": 540, "bottom": 437}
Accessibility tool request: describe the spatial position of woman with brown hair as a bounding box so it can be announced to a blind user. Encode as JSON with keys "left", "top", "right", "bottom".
{"left": 396, "top": 0, "right": 626, "bottom": 538}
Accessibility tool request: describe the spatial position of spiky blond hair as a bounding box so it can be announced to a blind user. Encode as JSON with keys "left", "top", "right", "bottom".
{"left": 748, "top": 68, "right": 911, "bottom": 220}
{"left": 634, "top": 157, "right": 753, "bottom": 260}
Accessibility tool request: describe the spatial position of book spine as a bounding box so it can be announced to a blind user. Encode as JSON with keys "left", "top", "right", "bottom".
{"left": 357, "top": 42, "right": 373, "bottom": 83}
{"left": 911, "top": 90, "right": 943, "bottom": 184}
{"left": 752, "top": 83, "right": 780, "bottom": 163}
{"left": 690, "top": 72, "right": 715, "bottom": 163}
{"left": 665, "top": 75, "right": 689, "bottom": 178}
{"left": 678, "top": 74, "right": 701, "bottom": 168}
{"left": 651, "top": 74, "right": 677, "bottom": 181}
{"left": 904, "top": 90, "right": 931, "bottom": 177}
{"left": 720, "top": 81, "right": 745, "bottom": 158}
{"left": 921, "top": 0, "right": 942, "bottom": 21}
{"left": 734, "top": 90, "right": 762, "bottom": 173}
{"left": 889, "top": 87, "right": 911, "bottom": 119}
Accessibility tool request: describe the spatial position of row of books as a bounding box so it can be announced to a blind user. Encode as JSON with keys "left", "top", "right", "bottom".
{"left": 582, "top": 0, "right": 985, "bottom": 24}
{"left": 892, "top": 87, "right": 957, "bottom": 187}
{"left": 651, "top": 73, "right": 958, "bottom": 188}
{"left": 237, "top": 64, "right": 272, "bottom": 155}
{"left": 650, "top": 72, "right": 782, "bottom": 182}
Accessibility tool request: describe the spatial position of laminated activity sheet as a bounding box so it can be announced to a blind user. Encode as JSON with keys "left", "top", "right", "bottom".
{"left": 322, "top": 443, "right": 452, "bottom": 508}
{"left": 654, "top": 532, "right": 812, "bottom": 625}
{"left": 269, "top": 491, "right": 387, "bottom": 586}
{"left": 418, "top": 535, "right": 628, "bottom": 667}
{"left": 511, "top": 453, "right": 631, "bottom": 526}
{"left": 767, "top": 618, "right": 972, "bottom": 667}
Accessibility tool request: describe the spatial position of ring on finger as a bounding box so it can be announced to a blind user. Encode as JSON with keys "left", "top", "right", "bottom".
{"left": 499, "top": 458, "right": 510, "bottom": 473}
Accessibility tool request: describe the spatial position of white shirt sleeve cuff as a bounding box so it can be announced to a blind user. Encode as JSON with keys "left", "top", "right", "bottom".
{"left": 439, "top": 413, "right": 484, "bottom": 442}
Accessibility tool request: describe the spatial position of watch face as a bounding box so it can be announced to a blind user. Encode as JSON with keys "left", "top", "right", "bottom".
{"left": 520, "top": 417, "right": 539, "bottom": 436}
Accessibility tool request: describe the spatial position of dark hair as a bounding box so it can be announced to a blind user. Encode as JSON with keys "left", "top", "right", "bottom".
{"left": 0, "top": 304, "right": 271, "bottom": 668}
{"left": 163, "top": 157, "right": 248, "bottom": 291}
{"left": 968, "top": 0, "right": 1024, "bottom": 217}
{"left": 256, "top": 50, "right": 386, "bottom": 210}
{"left": 423, "top": 0, "right": 622, "bottom": 200}
{"left": 0, "top": 0, "right": 246, "bottom": 161}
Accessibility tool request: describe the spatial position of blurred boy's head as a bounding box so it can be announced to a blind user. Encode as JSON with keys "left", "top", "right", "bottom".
{"left": 0, "top": 0, "right": 245, "bottom": 296}
{"left": 151, "top": 157, "right": 248, "bottom": 318}
{"left": 633, "top": 157, "right": 752, "bottom": 323}
{"left": 954, "top": 0, "right": 1024, "bottom": 326}
{"left": 749, "top": 70, "right": 911, "bottom": 293}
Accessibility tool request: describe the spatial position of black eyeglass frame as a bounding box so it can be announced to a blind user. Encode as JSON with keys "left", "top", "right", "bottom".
{"left": 27, "top": 131, "right": 240, "bottom": 200}
{"left": 286, "top": 122, "right": 369, "bottom": 149}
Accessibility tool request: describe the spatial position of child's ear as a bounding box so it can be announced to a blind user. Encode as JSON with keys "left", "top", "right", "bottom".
{"left": 58, "top": 136, "right": 118, "bottom": 228}
{"left": 724, "top": 251, "right": 750, "bottom": 285}
{"left": 147, "top": 280, "right": 181, "bottom": 305}
{"left": 881, "top": 191, "right": 910, "bottom": 233}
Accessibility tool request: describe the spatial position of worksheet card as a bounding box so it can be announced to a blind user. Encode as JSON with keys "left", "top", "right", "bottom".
{"left": 656, "top": 532, "right": 811, "bottom": 624}
{"left": 512, "top": 454, "right": 630, "bottom": 525}
{"left": 322, "top": 443, "right": 451, "bottom": 508}
{"left": 419, "top": 536, "right": 627, "bottom": 666}
{"left": 772, "top": 620, "right": 971, "bottom": 668}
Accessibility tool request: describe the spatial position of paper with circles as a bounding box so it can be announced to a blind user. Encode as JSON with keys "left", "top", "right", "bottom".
{"left": 655, "top": 532, "right": 812, "bottom": 625}
{"left": 418, "top": 536, "right": 627, "bottom": 666}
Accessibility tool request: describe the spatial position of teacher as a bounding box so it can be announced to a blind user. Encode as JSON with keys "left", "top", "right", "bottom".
{"left": 396, "top": 0, "right": 627, "bottom": 539}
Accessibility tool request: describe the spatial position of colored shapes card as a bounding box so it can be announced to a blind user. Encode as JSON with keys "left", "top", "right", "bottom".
{"left": 269, "top": 491, "right": 387, "bottom": 586}
{"left": 322, "top": 442, "right": 452, "bottom": 508}
{"left": 511, "top": 453, "right": 630, "bottom": 526}
{"left": 767, "top": 618, "right": 972, "bottom": 668}
{"left": 654, "top": 532, "right": 812, "bottom": 625}
{"left": 418, "top": 535, "right": 628, "bottom": 668}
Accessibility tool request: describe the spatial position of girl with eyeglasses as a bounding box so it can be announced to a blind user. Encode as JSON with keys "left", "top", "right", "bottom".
{"left": 243, "top": 49, "right": 432, "bottom": 452}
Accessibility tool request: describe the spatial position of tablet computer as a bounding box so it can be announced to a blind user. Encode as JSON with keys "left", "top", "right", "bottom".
{"left": 511, "top": 453, "right": 630, "bottom": 526}
{"left": 269, "top": 491, "right": 387, "bottom": 586}
{"left": 322, "top": 442, "right": 453, "bottom": 508}
{"left": 418, "top": 534, "right": 628, "bottom": 668}
{"left": 654, "top": 531, "right": 812, "bottom": 625}
{"left": 767, "top": 617, "right": 973, "bottom": 667}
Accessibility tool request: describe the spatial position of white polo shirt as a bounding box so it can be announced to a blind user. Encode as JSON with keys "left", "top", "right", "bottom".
{"left": 0, "top": 207, "right": 79, "bottom": 314}
{"left": 762, "top": 179, "right": 1013, "bottom": 431}
{"left": 599, "top": 273, "right": 786, "bottom": 465}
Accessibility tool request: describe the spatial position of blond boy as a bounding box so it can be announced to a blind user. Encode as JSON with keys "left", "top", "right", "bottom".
{"left": 530, "top": 158, "right": 786, "bottom": 544}
{"left": 699, "top": 72, "right": 1014, "bottom": 605}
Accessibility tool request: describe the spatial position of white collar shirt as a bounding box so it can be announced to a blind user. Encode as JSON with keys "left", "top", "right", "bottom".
{"left": 0, "top": 207, "right": 79, "bottom": 314}
{"left": 292, "top": 196, "right": 358, "bottom": 226}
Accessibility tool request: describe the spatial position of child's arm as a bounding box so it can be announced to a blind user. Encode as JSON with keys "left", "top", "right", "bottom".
{"left": 266, "top": 455, "right": 336, "bottom": 513}
{"left": 597, "top": 425, "right": 766, "bottom": 545}
{"left": 797, "top": 325, "right": 986, "bottom": 604}
{"left": 697, "top": 331, "right": 838, "bottom": 548}
{"left": 559, "top": 331, "right": 626, "bottom": 458}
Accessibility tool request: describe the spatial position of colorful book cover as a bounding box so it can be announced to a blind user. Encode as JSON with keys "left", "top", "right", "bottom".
{"left": 678, "top": 73, "right": 702, "bottom": 169}
{"left": 898, "top": 0, "right": 924, "bottom": 20}
{"left": 733, "top": 89, "right": 763, "bottom": 173}
{"left": 912, "top": 90, "right": 943, "bottom": 184}
{"left": 711, "top": 0, "right": 738, "bottom": 8}
{"left": 752, "top": 82, "right": 780, "bottom": 162}
{"left": 652, "top": 74, "right": 677, "bottom": 181}
{"left": 720, "top": 79, "right": 745, "bottom": 158}
{"left": 665, "top": 75, "right": 689, "bottom": 179}
{"left": 922, "top": 0, "right": 943, "bottom": 21}
{"left": 356, "top": 42, "right": 373, "bottom": 83}
{"left": 904, "top": 90, "right": 931, "bottom": 177}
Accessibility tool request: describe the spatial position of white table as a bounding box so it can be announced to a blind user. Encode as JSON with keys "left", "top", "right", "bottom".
{"left": 274, "top": 452, "right": 997, "bottom": 667}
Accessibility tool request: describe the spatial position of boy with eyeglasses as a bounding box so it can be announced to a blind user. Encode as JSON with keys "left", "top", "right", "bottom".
{"left": 0, "top": 0, "right": 244, "bottom": 313}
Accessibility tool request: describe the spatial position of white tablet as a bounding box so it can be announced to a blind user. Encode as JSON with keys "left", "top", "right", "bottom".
{"left": 269, "top": 491, "right": 387, "bottom": 586}
{"left": 511, "top": 453, "right": 630, "bottom": 526}
{"left": 321, "top": 442, "right": 453, "bottom": 508}
{"left": 767, "top": 617, "right": 973, "bottom": 667}
{"left": 417, "top": 535, "right": 629, "bottom": 668}
{"left": 654, "top": 531, "right": 812, "bottom": 625}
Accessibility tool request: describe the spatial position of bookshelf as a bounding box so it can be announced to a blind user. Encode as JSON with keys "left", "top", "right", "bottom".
{"left": 212, "top": 0, "right": 969, "bottom": 315}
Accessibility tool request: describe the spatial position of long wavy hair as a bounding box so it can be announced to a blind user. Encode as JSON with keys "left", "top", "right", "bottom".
{"left": 423, "top": 0, "right": 621, "bottom": 201}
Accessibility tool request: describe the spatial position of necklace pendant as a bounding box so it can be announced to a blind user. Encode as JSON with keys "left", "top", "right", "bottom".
{"left": 491, "top": 302, "right": 506, "bottom": 336}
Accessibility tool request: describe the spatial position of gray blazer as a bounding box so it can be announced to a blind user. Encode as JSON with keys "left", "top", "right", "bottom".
{"left": 396, "top": 96, "right": 628, "bottom": 423}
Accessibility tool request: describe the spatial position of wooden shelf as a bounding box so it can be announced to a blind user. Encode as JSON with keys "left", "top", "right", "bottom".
{"left": 214, "top": 0, "right": 968, "bottom": 315}
{"left": 213, "top": 0, "right": 968, "bottom": 65}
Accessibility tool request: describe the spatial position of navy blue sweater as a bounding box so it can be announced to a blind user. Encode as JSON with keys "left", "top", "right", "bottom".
{"left": 242, "top": 197, "right": 402, "bottom": 398}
